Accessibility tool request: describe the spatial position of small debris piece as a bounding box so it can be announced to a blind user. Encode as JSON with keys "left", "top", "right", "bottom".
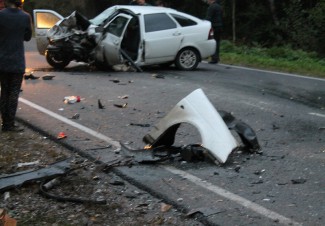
{"left": 118, "top": 95, "right": 129, "bottom": 99}
{"left": 4, "top": 192, "right": 10, "bottom": 201}
{"left": 57, "top": 132, "right": 67, "bottom": 139}
{"left": 24, "top": 72, "right": 39, "bottom": 80}
{"left": 98, "top": 99, "right": 105, "bottom": 109}
{"left": 251, "top": 179, "right": 264, "bottom": 184}
{"left": 64, "top": 96, "right": 80, "bottom": 104}
{"left": 129, "top": 123, "right": 150, "bottom": 127}
{"left": 160, "top": 203, "right": 172, "bottom": 212}
{"left": 70, "top": 113, "right": 80, "bottom": 119}
{"left": 109, "top": 79, "right": 120, "bottom": 83}
{"left": 42, "top": 74, "right": 55, "bottom": 80}
{"left": 272, "top": 124, "right": 280, "bottom": 130}
{"left": 152, "top": 73, "right": 165, "bottom": 79}
{"left": 291, "top": 178, "right": 307, "bottom": 184}
{"left": 254, "top": 169, "right": 266, "bottom": 175}
{"left": 17, "top": 160, "right": 40, "bottom": 168}
{"left": 114, "top": 103, "right": 128, "bottom": 108}
{"left": 234, "top": 165, "right": 241, "bottom": 173}
{"left": 42, "top": 178, "right": 60, "bottom": 190}
{"left": 109, "top": 180, "right": 125, "bottom": 186}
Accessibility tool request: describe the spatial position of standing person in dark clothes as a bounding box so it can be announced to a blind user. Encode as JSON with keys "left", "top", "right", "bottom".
{"left": 206, "top": 0, "right": 223, "bottom": 64}
{"left": 0, "top": 0, "right": 32, "bottom": 132}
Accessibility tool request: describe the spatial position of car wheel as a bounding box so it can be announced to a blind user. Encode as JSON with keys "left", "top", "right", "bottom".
{"left": 45, "top": 51, "right": 71, "bottom": 69}
{"left": 175, "top": 48, "right": 200, "bottom": 71}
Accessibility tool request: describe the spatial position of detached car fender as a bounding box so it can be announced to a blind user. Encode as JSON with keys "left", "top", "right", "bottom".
{"left": 143, "top": 89, "right": 239, "bottom": 164}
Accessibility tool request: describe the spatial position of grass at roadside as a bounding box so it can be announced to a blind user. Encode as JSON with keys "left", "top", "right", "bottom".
{"left": 220, "top": 40, "right": 325, "bottom": 78}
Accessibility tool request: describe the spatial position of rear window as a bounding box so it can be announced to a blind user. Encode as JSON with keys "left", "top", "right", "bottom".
{"left": 171, "top": 13, "right": 197, "bottom": 27}
{"left": 144, "top": 13, "right": 176, "bottom": 32}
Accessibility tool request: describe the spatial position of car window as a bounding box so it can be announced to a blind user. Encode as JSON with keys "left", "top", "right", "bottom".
{"left": 144, "top": 13, "right": 176, "bottom": 33}
{"left": 35, "top": 12, "right": 61, "bottom": 29}
{"left": 106, "top": 16, "right": 129, "bottom": 37}
{"left": 170, "top": 13, "right": 197, "bottom": 27}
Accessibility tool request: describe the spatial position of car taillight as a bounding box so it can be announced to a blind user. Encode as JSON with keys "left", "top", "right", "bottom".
{"left": 208, "top": 28, "right": 214, "bottom": 40}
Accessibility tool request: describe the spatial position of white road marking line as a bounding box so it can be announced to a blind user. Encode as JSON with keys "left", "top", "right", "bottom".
{"left": 19, "top": 97, "right": 301, "bottom": 225}
{"left": 19, "top": 97, "right": 121, "bottom": 149}
{"left": 213, "top": 63, "right": 325, "bottom": 82}
{"left": 164, "top": 166, "right": 302, "bottom": 226}
{"left": 309, "top": 112, "right": 325, "bottom": 118}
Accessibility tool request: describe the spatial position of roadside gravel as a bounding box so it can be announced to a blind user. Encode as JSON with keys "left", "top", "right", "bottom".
{"left": 0, "top": 124, "right": 203, "bottom": 226}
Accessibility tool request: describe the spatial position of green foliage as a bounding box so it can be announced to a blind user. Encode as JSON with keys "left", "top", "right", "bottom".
{"left": 220, "top": 41, "right": 325, "bottom": 78}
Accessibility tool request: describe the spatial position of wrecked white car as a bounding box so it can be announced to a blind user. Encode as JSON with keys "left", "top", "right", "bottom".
{"left": 33, "top": 5, "right": 216, "bottom": 71}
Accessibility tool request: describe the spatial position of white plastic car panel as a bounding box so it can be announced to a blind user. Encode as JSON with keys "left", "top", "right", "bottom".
{"left": 143, "top": 89, "right": 239, "bottom": 164}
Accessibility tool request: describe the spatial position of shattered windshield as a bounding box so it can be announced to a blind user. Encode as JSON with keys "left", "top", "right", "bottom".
{"left": 90, "top": 7, "right": 117, "bottom": 26}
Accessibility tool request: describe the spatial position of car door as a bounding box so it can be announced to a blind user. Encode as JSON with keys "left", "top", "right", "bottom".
{"left": 142, "top": 13, "right": 183, "bottom": 63}
{"left": 98, "top": 14, "right": 133, "bottom": 66}
{"left": 33, "top": 10, "right": 63, "bottom": 55}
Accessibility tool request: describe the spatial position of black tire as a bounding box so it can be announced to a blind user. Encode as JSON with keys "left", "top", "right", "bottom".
{"left": 45, "top": 51, "right": 71, "bottom": 69}
{"left": 175, "top": 48, "right": 200, "bottom": 71}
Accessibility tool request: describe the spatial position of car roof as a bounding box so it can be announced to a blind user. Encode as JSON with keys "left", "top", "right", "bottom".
{"left": 112, "top": 5, "right": 203, "bottom": 22}
{"left": 114, "top": 5, "right": 178, "bottom": 14}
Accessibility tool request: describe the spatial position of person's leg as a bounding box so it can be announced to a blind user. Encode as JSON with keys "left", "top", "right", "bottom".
{"left": 0, "top": 72, "right": 10, "bottom": 127}
{"left": 210, "top": 28, "right": 221, "bottom": 64}
{"left": 0, "top": 72, "right": 24, "bottom": 131}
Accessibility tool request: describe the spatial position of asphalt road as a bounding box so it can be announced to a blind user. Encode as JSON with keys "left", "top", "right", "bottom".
{"left": 19, "top": 39, "right": 325, "bottom": 225}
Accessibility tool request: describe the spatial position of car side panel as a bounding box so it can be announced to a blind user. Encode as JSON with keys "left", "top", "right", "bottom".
{"left": 143, "top": 29, "right": 183, "bottom": 63}
{"left": 176, "top": 23, "right": 216, "bottom": 59}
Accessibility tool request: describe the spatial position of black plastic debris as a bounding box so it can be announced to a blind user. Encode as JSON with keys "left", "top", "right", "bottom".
{"left": 39, "top": 179, "right": 107, "bottom": 205}
{"left": 98, "top": 99, "right": 105, "bottom": 109}
{"left": 70, "top": 113, "right": 80, "bottom": 119}
{"left": 120, "top": 143, "right": 216, "bottom": 165}
{"left": 180, "top": 144, "right": 209, "bottom": 162}
{"left": 24, "top": 72, "right": 39, "bottom": 80}
{"left": 129, "top": 123, "right": 150, "bottom": 127}
{"left": 219, "top": 110, "right": 261, "bottom": 152}
{"left": 109, "top": 79, "right": 120, "bottom": 83}
{"left": 152, "top": 73, "right": 165, "bottom": 79}
{"left": 0, "top": 159, "right": 71, "bottom": 193}
{"left": 42, "top": 75, "right": 55, "bottom": 80}
{"left": 291, "top": 178, "right": 307, "bottom": 184}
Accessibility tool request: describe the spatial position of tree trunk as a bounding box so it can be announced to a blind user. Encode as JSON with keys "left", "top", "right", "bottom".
{"left": 267, "top": 0, "right": 279, "bottom": 25}
{"left": 232, "top": 0, "right": 236, "bottom": 42}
